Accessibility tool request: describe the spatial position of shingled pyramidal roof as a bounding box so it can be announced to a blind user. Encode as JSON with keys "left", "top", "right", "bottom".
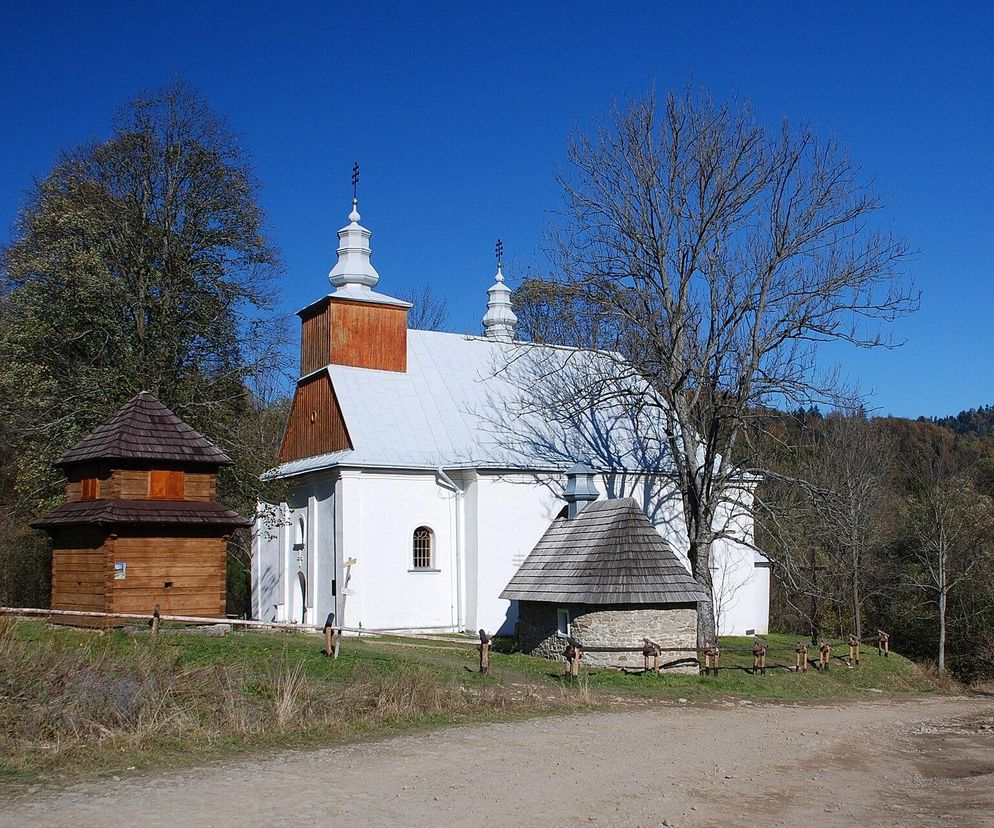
{"left": 501, "top": 498, "right": 709, "bottom": 605}
{"left": 56, "top": 391, "right": 233, "bottom": 467}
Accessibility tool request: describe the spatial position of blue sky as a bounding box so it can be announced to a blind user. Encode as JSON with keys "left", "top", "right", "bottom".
{"left": 2, "top": 2, "right": 991, "bottom": 418}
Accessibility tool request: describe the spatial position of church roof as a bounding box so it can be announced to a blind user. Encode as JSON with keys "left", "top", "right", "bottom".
{"left": 499, "top": 498, "right": 708, "bottom": 605}
{"left": 56, "top": 392, "right": 233, "bottom": 468}
{"left": 270, "top": 330, "right": 672, "bottom": 477}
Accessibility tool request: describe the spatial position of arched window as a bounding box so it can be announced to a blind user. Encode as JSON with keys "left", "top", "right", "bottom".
{"left": 412, "top": 526, "right": 433, "bottom": 570}
{"left": 294, "top": 516, "right": 305, "bottom": 549}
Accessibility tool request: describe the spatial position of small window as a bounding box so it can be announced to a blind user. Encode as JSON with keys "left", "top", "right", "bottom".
{"left": 412, "top": 526, "right": 433, "bottom": 570}
{"left": 294, "top": 516, "right": 305, "bottom": 549}
{"left": 150, "top": 470, "right": 185, "bottom": 499}
{"left": 557, "top": 608, "right": 571, "bottom": 637}
{"left": 80, "top": 478, "right": 99, "bottom": 500}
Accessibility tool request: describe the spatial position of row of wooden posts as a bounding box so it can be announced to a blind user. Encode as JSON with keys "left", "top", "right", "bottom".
{"left": 147, "top": 607, "right": 892, "bottom": 677}
{"left": 473, "top": 629, "right": 892, "bottom": 677}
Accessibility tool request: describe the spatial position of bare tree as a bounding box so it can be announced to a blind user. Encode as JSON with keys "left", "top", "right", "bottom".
{"left": 401, "top": 283, "right": 449, "bottom": 331}
{"left": 903, "top": 469, "right": 994, "bottom": 673}
{"left": 797, "top": 414, "right": 896, "bottom": 640}
{"left": 530, "top": 86, "right": 916, "bottom": 643}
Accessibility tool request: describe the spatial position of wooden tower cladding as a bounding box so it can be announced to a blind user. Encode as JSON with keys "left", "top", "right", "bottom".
{"left": 280, "top": 294, "right": 409, "bottom": 463}
{"left": 32, "top": 392, "right": 251, "bottom": 626}
{"left": 299, "top": 296, "right": 409, "bottom": 375}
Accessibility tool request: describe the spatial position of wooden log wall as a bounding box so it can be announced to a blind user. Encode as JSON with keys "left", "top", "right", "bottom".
{"left": 50, "top": 530, "right": 228, "bottom": 623}
{"left": 50, "top": 528, "right": 107, "bottom": 614}
{"left": 65, "top": 468, "right": 217, "bottom": 502}
{"left": 65, "top": 464, "right": 111, "bottom": 502}
{"left": 108, "top": 534, "right": 227, "bottom": 618}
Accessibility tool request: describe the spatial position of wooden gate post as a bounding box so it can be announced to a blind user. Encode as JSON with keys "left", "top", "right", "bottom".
{"left": 478, "top": 629, "right": 491, "bottom": 674}
{"left": 795, "top": 642, "right": 809, "bottom": 673}
{"left": 848, "top": 634, "right": 861, "bottom": 667}
{"left": 877, "top": 630, "right": 890, "bottom": 657}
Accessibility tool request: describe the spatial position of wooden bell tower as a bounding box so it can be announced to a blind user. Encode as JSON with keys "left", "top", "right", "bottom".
{"left": 33, "top": 392, "right": 251, "bottom": 625}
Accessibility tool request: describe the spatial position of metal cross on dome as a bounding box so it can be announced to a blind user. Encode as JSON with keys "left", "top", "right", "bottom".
{"left": 495, "top": 238, "right": 504, "bottom": 268}
{"left": 352, "top": 162, "right": 360, "bottom": 200}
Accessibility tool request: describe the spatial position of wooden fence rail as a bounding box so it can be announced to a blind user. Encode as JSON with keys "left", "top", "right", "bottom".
{"left": 0, "top": 606, "right": 463, "bottom": 642}
{"left": 2, "top": 606, "right": 889, "bottom": 676}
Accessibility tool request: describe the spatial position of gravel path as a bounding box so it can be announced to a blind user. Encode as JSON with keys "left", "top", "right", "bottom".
{"left": 3, "top": 696, "right": 992, "bottom": 827}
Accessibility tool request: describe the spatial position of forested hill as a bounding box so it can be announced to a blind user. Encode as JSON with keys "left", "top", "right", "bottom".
{"left": 923, "top": 404, "right": 994, "bottom": 438}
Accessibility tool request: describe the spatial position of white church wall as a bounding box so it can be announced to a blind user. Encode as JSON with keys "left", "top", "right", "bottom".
{"left": 461, "top": 472, "right": 481, "bottom": 632}
{"left": 257, "top": 466, "right": 770, "bottom": 637}
{"left": 474, "top": 472, "right": 563, "bottom": 635}
{"left": 349, "top": 471, "right": 458, "bottom": 631}
{"left": 251, "top": 502, "right": 285, "bottom": 623}
{"left": 311, "top": 477, "right": 336, "bottom": 627}
{"left": 710, "top": 486, "right": 770, "bottom": 636}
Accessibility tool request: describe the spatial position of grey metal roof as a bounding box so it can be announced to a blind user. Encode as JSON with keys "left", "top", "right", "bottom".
{"left": 270, "top": 330, "right": 673, "bottom": 478}
{"left": 500, "top": 498, "right": 708, "bottom": 605}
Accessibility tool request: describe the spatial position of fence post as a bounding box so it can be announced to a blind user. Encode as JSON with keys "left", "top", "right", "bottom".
{"left": 322, "top": 613, "right": 336, "bottom": 657}
{"left": 149, "top": 603, "right": 160, "bottom": 640}
{"left": 753, "top": 640, "right": 768, "bottom": 675}
{"left": 703, "top": 642, "right": 720, "bottom": 676}
{"left": 795, "top": 642, "right": 809, "bottom": 673}
{"left": 819, "top": 641, "right": 832, "bottom": 671}
{"left": 642, "top": 637, "right": 662, "bottom": 674}
{"left": 478, "top": 629, "right": 491, "bottom": 674}
{"left": 848, "top": 634, "right": 860, "bottom": 667}
{"left": 877, "top": 630, "right": 890, "bottom": 657}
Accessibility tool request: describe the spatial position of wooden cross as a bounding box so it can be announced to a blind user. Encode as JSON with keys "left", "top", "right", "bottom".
{"left": 352, "top": 162, "right": 360, "bottom": 200}
{"left": 333, "top": 556, "right": 358, "bottom": 659}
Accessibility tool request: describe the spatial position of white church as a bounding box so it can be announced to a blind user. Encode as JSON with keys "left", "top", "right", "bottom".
{"left": 251, "top": 194, "right": 770, "bottom": 638}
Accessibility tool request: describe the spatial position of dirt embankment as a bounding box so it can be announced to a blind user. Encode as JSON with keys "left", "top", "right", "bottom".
{"left": 3, "top": 696, "right": 992, "bottom": 827}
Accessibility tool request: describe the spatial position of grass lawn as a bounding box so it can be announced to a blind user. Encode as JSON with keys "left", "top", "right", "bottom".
{"left": 0, "top": 619, "right": 938, "bottom": 791}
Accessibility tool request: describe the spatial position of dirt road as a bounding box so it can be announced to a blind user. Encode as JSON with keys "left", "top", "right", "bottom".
{"left": 3, "top": 696, "right": 992, "bottom": 827}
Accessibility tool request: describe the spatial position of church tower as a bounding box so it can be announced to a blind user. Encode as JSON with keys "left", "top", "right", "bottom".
{"left": 482, "top": 238, "right": 517, "bottom": 341}
{"left": 280, "top": 174, "right": 412, "bottom": 463}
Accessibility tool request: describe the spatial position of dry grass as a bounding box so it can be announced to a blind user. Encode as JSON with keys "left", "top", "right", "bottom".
{"left": 0, "top": 619, "right": 580, "bottom": 785}
{"left": 0, "top": 620, "right": 940, "bottom": 789}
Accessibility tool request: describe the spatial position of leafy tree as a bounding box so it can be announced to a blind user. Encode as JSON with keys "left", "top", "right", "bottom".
{"left": 0, "top": 80, "right": 289, "bottom": 606}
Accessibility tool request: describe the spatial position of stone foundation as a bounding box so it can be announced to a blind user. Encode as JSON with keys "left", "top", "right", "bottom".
{"left": 516, "top": 601, "right": 698, "bottom": 671}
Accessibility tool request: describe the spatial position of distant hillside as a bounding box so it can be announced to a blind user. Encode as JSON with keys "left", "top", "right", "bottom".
{"left": 922, "top": 404, "right": 994, "bottom": 438}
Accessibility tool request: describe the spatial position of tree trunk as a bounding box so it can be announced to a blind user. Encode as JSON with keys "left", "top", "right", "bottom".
{"left": 851, "top": 547, "right": 862, "bottom": 640}
{"left": 938, "top": 543, "right": 947, "bottom": 674}
{"left": 690, "top": 539, "right": 717, "bottom": 646}
{"left": 937, "top": 588, "right": 947, "bottom": 674}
